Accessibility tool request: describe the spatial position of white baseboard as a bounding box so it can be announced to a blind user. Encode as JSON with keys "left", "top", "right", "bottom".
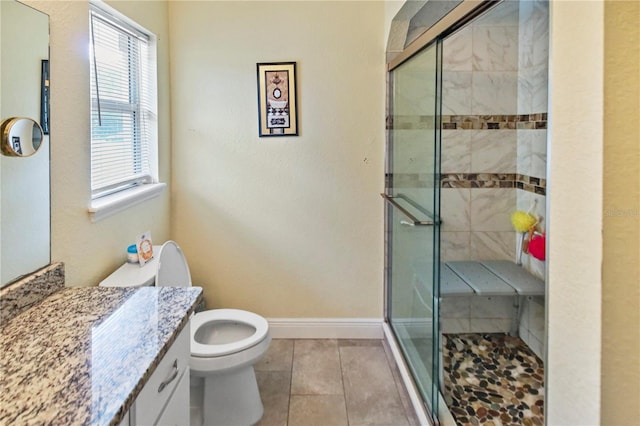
{"left": 266, "top": 318, "right": 384, "bottom": 339}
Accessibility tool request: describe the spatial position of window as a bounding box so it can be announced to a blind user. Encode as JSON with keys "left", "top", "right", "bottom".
{"left": 89, "top": 2, "right": 160, "bottom": 210}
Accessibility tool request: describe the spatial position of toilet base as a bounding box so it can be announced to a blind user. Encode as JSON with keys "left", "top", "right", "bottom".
{"left": 203, "top": 366, "right": 264, "bottom": 426}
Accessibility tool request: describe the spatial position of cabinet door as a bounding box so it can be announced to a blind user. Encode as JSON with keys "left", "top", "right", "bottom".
{"left": 134, "top": 324, "right": 190, "bottom": 425}
{"left": 155, "top": 370, "right": 190, "bottom": 426}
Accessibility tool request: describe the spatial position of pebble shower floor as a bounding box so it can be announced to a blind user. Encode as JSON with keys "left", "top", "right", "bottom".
{"left": 443, "top": 333, "right": 544, "bottom": 426}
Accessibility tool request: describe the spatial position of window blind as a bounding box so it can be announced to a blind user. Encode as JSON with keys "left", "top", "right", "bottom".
{"left": 90, "top": 4, "right": 156, "bottom": 199}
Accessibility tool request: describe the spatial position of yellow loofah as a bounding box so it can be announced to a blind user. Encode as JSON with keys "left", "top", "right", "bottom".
{"left": 511, "top": 211, "right": 536, "bottom": 232}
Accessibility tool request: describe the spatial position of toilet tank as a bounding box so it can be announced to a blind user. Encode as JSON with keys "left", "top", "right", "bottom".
{"left": 99, "top": 246, "right": 161, "bottom": 287}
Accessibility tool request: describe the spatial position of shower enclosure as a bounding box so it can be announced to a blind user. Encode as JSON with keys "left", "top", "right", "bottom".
{"left": 384, "top": 40, "right": 442, "bottom": 419}
{"left": 384, "top": 0, "right": 549, "bottom": 423}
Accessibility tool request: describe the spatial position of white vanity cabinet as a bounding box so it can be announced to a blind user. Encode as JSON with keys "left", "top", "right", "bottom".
{"left": 127, "top": 322, "right": 190, "bottom": 426}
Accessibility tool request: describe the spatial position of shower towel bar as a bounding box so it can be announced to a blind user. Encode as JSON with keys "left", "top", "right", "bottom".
{"left": 380, "top": 193, "right": 437, "bottom": 226}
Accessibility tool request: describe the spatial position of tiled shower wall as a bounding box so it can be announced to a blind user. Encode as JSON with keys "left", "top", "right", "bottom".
{"left": 515, "top": 0, "right": 548, "bottom": 359}
{"left": 439, "top": 0, "right": 548, "bottom": 357}
{"left": 516, "top": 0, "right": 548, "bottom": 281}
{"left": 440, "top": 0, "right": 549, "bottom": 271}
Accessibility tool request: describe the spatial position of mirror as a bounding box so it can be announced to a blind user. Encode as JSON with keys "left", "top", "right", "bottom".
{"left": 0, "top": 1, "right": 50, "bottom": 286}
{"left": 1, "top": 117, "right": 44, "bottom": 157}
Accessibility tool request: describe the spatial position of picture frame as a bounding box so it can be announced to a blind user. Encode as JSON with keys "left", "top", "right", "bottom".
{"left": 256, "top": 62, "right": 298, "bottom": 137}
{"left": 40, "top": 59, "right": 50, "bottom": 135}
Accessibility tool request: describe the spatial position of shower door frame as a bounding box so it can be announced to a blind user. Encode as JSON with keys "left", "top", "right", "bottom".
{"left": 384, "top": 38, "right": 443, "bottom": 423}
{"left": 383, "top": 0, "right": 500, "bottom": 423}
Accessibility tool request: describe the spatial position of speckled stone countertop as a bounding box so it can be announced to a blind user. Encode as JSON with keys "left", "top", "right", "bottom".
{"left": 0, "top": 286, "right": 202, "bottom": 425}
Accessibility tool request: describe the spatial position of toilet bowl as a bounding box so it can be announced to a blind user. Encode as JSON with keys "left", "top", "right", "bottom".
{"left": 99, "top": 240, "right": 271, "bottom": 426}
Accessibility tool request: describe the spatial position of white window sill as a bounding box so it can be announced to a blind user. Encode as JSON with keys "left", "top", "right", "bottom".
{"left": 88, "top": 183, "right": 166, "bottom": 222}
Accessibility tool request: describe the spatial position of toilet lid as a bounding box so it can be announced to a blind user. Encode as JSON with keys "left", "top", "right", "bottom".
{"left": 191, "top": 309, "right": 269, "bottom": 357}
{"left": 156, "top": 241, "right": 192, "bottom": 288}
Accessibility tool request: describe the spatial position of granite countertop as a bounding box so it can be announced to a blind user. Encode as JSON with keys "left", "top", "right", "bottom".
{"left": 0, "top": 286, "right": 202, "bottom": 425}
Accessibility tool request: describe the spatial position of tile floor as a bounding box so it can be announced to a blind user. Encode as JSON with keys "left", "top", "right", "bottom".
{"left": 191, "top": 338, "right": 420, "bottom": 426}
{"left": 442, "top": 333, "right": 544, "bottom": 426}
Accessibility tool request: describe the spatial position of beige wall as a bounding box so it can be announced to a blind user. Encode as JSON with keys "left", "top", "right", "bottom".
{"left": 547, "top": 1, "right": 604, "bottom": 422}
{"left": 601, "top": 1, "right": 640, "bottom": 423}
{"left": 544, "top": 0, "right": 638, "bottom": 421}
{"left": 22, "top": 0, "right": 172, "bottom": 287}
{"left": 168, "top": 1, "right": 386, "bottom": 318}
{"left": 548, "top": 1, "right": 640, "bottom": 422}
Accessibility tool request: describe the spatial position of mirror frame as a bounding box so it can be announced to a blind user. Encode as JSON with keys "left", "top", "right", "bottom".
{"left": 1, "top": 117, "right": 45, "bottom": 157}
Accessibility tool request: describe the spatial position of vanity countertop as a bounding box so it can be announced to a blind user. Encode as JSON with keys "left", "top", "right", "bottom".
{"left": 0, "top": 286, "right": 202, "bottom": 425}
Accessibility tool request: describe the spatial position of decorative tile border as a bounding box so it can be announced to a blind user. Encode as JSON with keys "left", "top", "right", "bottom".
{"left": 441, "top": 173, "right": 517, "bottom": 188}
{"left": 442, "top": 113, "right": 547, "bottom": 130}
{"left": 387, "top": 115, "right": 437, "bottom": 130}
{"left": 0, "top": 263, "right": 65, "bottom": 326}
{"left": 385, "top": 173, "right": 546, "bottom": 195}
{"left": 385, "top": 172, "right": 435, "bottom": 189}
{"left": 515, "top": 173, "right": 547, "bottom": 195}
{"left": 441, "top": 173, "right": 546, "bottom": 195}
{"left": 386, "top": 113, "right": 547, "bottom": 130}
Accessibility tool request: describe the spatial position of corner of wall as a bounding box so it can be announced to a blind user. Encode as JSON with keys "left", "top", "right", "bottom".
{"left": 601, "top": 1, "right": 640, "bottom": 422}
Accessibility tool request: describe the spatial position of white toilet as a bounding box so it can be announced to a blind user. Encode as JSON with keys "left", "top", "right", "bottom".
{"left": 99, "top": 241, "right": 271, "bottom": 426}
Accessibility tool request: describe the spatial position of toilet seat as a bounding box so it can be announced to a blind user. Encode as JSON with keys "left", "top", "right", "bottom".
{"left": 99, "top": 240, "right": 271, "bottom": 425}
{"left": 191, "top": 309, "right": 269, "bottom": 358}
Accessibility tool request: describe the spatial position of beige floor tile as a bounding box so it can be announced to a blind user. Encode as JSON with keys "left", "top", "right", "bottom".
{"left": 340, "top": 345, "right": 409, "bottom": 426}
{"left": 288, "top": 395, "right": 348, "bottom": 426}
{"left": 190, "top": 339, "right": 420, "bottom": 426}
{"left": 255, "top": 339, "right": 294, "bottom": 372}
{"left": 291, "top": 339, "right": 343, "bottom": 395}
{"left": 338, "top": 339, "right": 383, "bottom": 347}
{"left": 190, "top": 379, "right": 204, "bottom": 426}
{"left": 254, "top": 370, "right": 291, "bottom": 426}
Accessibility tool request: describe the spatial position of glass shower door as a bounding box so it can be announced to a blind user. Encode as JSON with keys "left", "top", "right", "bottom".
{"left": 385, "top": 42, "right": 441, "bottom": 419}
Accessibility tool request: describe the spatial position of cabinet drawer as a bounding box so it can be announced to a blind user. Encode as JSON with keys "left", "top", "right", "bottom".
{"left": 134, "top": 323, "right": 190, "bottom": 425}
{"left": 155, "top": 367, "right": 189, "bottom": 426}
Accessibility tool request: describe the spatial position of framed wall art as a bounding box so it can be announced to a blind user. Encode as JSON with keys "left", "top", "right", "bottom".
{"left": 256, "top": 62, "right": 298, "bottom": 137}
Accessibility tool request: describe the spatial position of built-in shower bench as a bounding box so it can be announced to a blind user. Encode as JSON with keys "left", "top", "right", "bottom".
{"left": 441, "top": 260, "right": 545, "bottom": 297}
{"left": 441, "top": 260, "right": 544, "bottom": 335}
